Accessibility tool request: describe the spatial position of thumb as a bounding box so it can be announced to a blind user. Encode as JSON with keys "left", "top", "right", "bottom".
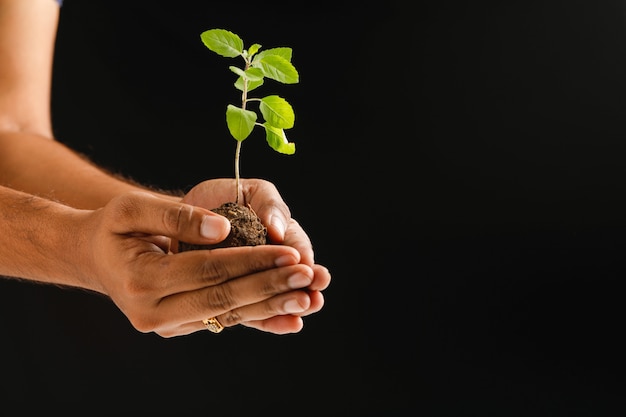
{"left": 107, "top": 191, "right": 231, "bottom": 244}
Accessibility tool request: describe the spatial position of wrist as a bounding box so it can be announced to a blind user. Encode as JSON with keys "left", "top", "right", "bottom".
{"left": 0, "top": 187, "right": 96, "bottom": 290}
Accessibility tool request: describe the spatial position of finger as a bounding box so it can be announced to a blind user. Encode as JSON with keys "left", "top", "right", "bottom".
{"left": 242, "top": 315, "right": 305, "bottom": 334}
{"left": 147, "top": 262, "right": 313, "bottom": 329}
{"left": 219, "top": 288, "right": 327, "bottom": 326}
{"left": 265, "top": 206, "right": 290, "bottom": 243}
{"left": 308, "top": 264, "right": 331, "bottom": 291}
{"left": 168, "top": 312, "right": 307, "bottom": 337}
{"left": 160, "top": 287, "right": 326, "bottom": 337}
{"left": 280, "top": 218, "right": 315, "bottom": 266}
{"left": 161, "top": 282, "right": 326, "bottom": 337}
{"left": 106, "top": 191, "right": 230, "bottom": 244}
{"left": 174, "top": 287, "right": 325, "bottom": 336}
{"left": 132, "top": 244, "right": 302, "bottom": 299}
{"left": 178, "top": 289, "right": 312, "bottom": 335}
{"left": 297, "top": 290, "right": 325, "bottom": 317}
{"left": 216, "top": 289, "right": 312, "bottom": 327}
{"left": 238, "top": 180, "right": 316, "bottom": 266}
{"left": 242, "top": 290, "right": 325, "bottom": 334}
{"left": 241, "top": 179, "right": 291, "bottom": 242}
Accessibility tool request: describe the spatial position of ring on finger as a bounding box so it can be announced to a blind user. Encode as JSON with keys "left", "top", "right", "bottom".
{"left": 202, "top": 317, "right": 224, "bottom": 333}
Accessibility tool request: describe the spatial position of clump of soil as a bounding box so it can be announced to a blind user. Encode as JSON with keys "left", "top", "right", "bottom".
{"left": 178, "top": 201, "right": 267, "bottom": 251}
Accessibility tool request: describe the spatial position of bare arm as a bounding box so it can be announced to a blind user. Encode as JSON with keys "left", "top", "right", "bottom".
{"left": 0, "top": 0, "right": 162, "bottom": 208}
{"left": 0, "top": 0, "right": 330, "bottom": 336}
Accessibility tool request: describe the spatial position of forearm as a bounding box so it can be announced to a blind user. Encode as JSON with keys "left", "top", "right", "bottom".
{"left": 0, "top": 185, "right": 94, "bottom": 289}
{"left": 0, "top": 0, "right": 178, "bottom": 209}
{"left": 0, "top": 131, "right": 179, "bottom": 208}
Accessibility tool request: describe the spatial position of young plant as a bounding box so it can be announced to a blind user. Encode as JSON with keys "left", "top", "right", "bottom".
{"left": 200, "top": 28, "right": 299, "bottom": 204}
{"left": 179, "top": 28, "right": 300, "bottom": 251}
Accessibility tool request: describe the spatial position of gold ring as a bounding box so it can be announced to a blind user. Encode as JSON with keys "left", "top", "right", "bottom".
{"left": 202, "top": 317, "right": 224, "bottom": 333}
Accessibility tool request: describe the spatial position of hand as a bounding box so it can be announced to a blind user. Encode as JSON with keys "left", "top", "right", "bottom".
{"left": 181, "top": 178, "right": 331, "bottom": 332}
{"left": 79, "top": 191, "right": 323, "bottom": 336}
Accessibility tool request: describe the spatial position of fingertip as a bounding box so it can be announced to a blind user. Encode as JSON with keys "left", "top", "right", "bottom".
{"left": 275, "top": 250, "right": 301, "bottom": 267}
{"left": 268, "top": 212, "right": 286, "bottom": 242}
{"left": 200, "top": 213, "right": 231, "bottom": 241}
{"left": 311, "top": 265, "right": 332, "bottom": 291}
{"left": 307, "top": 290, "right": 325, "bottom": 312}
{"left": 244, "top": 315, "right": 304, "bottom": 334}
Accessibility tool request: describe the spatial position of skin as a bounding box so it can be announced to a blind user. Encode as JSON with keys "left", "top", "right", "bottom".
{"left": 0, "top": 0, "right": 330, "bottom": 337}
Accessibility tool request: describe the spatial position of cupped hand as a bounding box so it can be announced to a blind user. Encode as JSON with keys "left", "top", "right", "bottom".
{"left": 182, "top": 178, "right": 310, "bottom": 260}
{"left": 79, "top": 191, "right": 325, "bottom": 337}
{"left": 181, "top": 178, "right": 331, "bottom": 332}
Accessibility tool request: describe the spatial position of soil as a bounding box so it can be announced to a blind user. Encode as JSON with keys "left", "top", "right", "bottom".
{"left": 177, "top": 201, "right": 267, "bottom": 251}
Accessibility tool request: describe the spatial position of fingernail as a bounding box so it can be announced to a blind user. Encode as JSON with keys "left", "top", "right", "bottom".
{"left": 271, "top": 214, "right": 286, "bottom": 239}
{"left": 275, "top": 254, "right": 297, "bottom": 267}
{"left": 201, "top": 215, "right": 229, "bottom": 240}
{"left": 284, "top": 299, "right": 305, "bottom": 314}
{"left": 288, "top": 272, "right": 312, "bottom": 289}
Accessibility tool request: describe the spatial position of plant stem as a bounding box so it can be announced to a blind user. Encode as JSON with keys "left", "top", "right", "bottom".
{"left": 234, "top": 58, "right": 250, "bottom": 206}
{"left": 234, "top": 140, "right": 242, "bottom": 204}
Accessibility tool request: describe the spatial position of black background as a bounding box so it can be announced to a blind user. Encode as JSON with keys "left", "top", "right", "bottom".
{"left": 2, "top": 1, "right": 626, "bottom": 415}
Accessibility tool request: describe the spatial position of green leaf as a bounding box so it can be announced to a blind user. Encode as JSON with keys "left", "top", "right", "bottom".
{"left": 264, "top": 124, "right": 295, "bottom": 154}
{"left": 226, "top": 104, "right": 257, "bottom": 141}
{"left": 260, "top": 95, "right": 295, "bottom": 129}
{"left": 234, "top": 77, "right": 264, "bottom": 92}
{"left": 200, "top": 29, "right": 243, "bottom": 58}
{"left": 253, "top": 47, "right": 293, "bottom": 64}
{"left": 228, "top": 66, "right": 263, "bottom": 82}
{"left": 243, "top": 67, "right": 265, "bottom": 82}
{"left": 229, "top": 66, "right": 247, "bottom": 78}
{"left": 248, "top": 43, "right": 262, "bottom": 58}
{"left": 254, "top": 55, "right": 299, "bottom": 84}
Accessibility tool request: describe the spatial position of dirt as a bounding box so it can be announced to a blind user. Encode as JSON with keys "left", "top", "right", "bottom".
{"left": 177, "top": 201, "right": 267, "bottom": 251}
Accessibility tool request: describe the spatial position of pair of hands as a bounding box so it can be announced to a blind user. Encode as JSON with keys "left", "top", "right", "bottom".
{"left": 80, "top": 178, "right": 331, "bottom": 337}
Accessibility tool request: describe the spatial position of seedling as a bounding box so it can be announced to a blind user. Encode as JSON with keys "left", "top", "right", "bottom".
{"left": 179, "top": 28, "right": 300, "bottom": 251}
{"left": 200, "top": 28, "right": 299, "bottom": 203}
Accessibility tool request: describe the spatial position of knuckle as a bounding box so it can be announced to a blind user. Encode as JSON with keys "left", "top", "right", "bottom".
{"left": 131, "top": 319, "right": 154, "bottom": 334}
{"left": 205, "top": 284, "right": 235, "bottom": 311}
{"left": 107, "top": 193, "right": 143, "bottom": 224}
{"left": 162, "top": 204, "right": 193, "bottom": 235}
{"left": 259, "top": 276, "right": 281, "bottom": 296}
{"left": 260, "top": 283, "right": 279, "bottom": 298}
{"left": 244, "top": 246, "right": 280, "bottom": 273}
{"left": 199, "top": 256, "right": 228, "bottom": 284}
{"left": 119, "top": 262, "right": 164, "bottom": 299}
{"left": 265, "top": 298, "right": 283, "bottom": 315}
{"left": 126, "top": 313, "right": 160, "bottom": 334}
{"left": 285, "top": 218, "right": 305, "bottom": 240}
{"left": 117, "top": 274, "right": 149, "bottom": 299}
{"left": 221, "top": 310, "right": 242, "bottom": 326}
